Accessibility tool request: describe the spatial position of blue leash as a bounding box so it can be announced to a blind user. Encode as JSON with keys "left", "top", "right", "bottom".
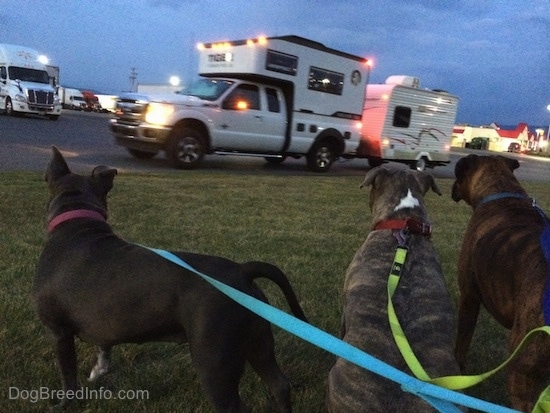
{"left": 147, "top": 247, "right": 519, "bottom": 413}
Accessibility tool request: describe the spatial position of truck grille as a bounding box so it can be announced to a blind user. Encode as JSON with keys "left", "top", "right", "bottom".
{"left": 27, "top": 90, "right": 54, "bottom": 105}
{"left": 115, "top": 98, "right": 147, "bottom": 126}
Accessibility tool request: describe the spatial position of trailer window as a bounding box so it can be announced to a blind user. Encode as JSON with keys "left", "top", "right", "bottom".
{"left": 393, "top": 106, "right": 412, "bottom": 128}
{"left": 265, "top": 88, "right": 280, "bottom": 113}
{"left": 223, "top": 84, "right": 260, "bottom": 110}
{"left": 308, "top": 67, "right": 344, "bottom": 95}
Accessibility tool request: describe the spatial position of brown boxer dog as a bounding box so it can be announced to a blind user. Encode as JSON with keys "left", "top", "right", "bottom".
{"left": 452, "top": 154, "right": 550, "bottom": 412}
{"left": 326, "top": 165, "right": 460, "bottom": 412}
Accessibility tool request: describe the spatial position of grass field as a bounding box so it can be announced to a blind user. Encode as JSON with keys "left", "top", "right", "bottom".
{"left": 1, "top": 167, "right": 548, "bottom": 412}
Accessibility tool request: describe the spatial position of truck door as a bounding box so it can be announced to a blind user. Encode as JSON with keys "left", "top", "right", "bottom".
{"left": 214, "top": 83, "right": 286, "bottom": 151}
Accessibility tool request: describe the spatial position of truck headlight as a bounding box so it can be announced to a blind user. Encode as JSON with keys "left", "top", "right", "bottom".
{"left": 145, "top": 102, "right": 175, "bottom": 125}
{"left": 14, "top": 94, "right": 27, "bottom": 102}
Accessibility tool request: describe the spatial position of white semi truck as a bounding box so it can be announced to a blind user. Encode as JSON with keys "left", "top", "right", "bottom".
{"left": 110, "top": 35, "right": 370, "bottom": 172}
{"left": 0, "top": 44, "right": 61, "bottom": 120}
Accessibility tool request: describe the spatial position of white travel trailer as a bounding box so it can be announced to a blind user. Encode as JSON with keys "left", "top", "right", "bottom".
{"left": 0, "top": 43, "right": 61, "bottom": 120}
{"left": 358, "top": 75, "right": 459, "bottom": 170}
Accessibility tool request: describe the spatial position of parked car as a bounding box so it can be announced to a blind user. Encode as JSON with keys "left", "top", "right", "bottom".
{"left": 507, "top": 142, "right": 521, "bottom": 153}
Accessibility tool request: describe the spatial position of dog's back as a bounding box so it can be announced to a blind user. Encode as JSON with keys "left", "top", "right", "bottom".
{"left": 327, "top": 166, "right": 460, "bottom": 412}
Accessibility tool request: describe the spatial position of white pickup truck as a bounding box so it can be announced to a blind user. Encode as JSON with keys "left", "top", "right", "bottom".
{"left": 110, "top": 35, "right": 369, "bottom": 172}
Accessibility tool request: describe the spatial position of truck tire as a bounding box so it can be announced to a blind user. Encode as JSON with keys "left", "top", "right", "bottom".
{"left": 307, "top": 140, "right": 336, "bottom": 172}
{"left": 167, "top": 128, "right": 205, "bottom": 169}
{"left": 127, "top": 148, "right": 158, "bottom": 159}
{"left": 5, "top": 97, "right": 17, "bottom": 117}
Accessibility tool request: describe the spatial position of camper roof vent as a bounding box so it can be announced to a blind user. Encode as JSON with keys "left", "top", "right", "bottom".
{"left": 385, "top": 75, "right": 420, "bottom": 88}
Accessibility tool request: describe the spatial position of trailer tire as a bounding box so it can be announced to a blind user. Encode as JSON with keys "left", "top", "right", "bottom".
{"left": 412, "top": 157, "right": 428, "bottom": 172}
{"left": 307, "top": 140, "right": 336, "bottom": 172}
{"left": 127, "top": 148, "right": 158, "bottom": 159}
{"left": 167, "top": 127, "right": 205, "bottom": 169}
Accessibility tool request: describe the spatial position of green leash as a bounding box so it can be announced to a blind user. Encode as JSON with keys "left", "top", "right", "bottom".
{"left": 387, "top": 245, "right": 550, "bottom": 412}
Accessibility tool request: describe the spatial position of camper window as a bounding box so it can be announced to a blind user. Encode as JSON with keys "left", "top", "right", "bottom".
{"left": 266, "top": 50, "right": 298, "bottom": 76}
{"left": 308, "top": 67, "right": 344, "bottom": 95}
{"left": 393, "top": 106, "right": 412, "bottom": 128}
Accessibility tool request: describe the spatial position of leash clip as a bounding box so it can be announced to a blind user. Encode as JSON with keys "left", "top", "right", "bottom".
{"left": 394, "top": 228, "right": 410, "bottom": 246}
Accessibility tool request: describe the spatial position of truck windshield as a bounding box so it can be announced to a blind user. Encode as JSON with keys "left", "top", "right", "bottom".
{"left": 8, "top": 67, "right": 49, "bottom": 84}
{"left": 183, "top": 79, "right": 233, "bottom": 101}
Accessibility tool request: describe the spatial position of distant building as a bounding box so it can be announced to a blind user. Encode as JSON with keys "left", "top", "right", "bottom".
{"left": 452, "top": 122, "right": 532, "bottom": 152}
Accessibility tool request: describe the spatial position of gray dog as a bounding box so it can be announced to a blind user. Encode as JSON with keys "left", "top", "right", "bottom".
{"left": 33, "top": 147, "right": 307, "bottom": 412}
{"left": 326, "top": 165, "right": 461, "bottom": 412}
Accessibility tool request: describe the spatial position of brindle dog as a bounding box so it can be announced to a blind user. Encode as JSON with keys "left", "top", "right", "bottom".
{"left": 326, "top": 165, "right": 460, "bottom": 412}
{"left": 452, "top": 154, "right": 550, "bottom": 412}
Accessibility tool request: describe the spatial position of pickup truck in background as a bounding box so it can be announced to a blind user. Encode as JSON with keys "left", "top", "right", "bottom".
{"left": 110, "top": 35, "right": 370, "bottom": 172}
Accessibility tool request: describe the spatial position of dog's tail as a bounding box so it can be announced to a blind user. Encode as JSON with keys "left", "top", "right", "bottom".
{"left": 241, "top": 261, "right": 308, "bottom": 322}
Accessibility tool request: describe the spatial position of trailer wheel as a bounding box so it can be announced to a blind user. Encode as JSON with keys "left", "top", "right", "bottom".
{"left": 412, "top": 157, "right": 428, "bottom": 172}
{"left": 307, "top": 140, "right": 336, "bottom": 172}
{"left": 167, "top": 128, "right": 205, "bottom": 169}
{"left": 127, "top": 148, "right": 158, "bottom": 159}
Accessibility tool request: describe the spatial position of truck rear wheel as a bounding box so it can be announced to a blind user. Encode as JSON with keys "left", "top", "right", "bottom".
{"left": 167, "top": 128, "right": 205, "bottom": 169}
{"left": 307, "top": 140, "right": 336, "bottom": 172}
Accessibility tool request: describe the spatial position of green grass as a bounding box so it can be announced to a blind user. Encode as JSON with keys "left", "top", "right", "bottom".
{"left": 0, "top": 169, "right": 549, "bottom": 412}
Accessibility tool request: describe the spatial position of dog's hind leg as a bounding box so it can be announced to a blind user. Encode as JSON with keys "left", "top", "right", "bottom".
{"left": 189, "top": 341, "right": 249, "bottom": 413}
{"left": 454, "top": 292, "right": 481, "bottom": 371}
{"left": 246, "top": 329, "right": 292, "bottom": 413}
{"left": 507, "top": 320, "right": 550, "bottom": 411}
{"left": 53, "top": 332, "right": 78, "bottom": 405}
{"left": 88, "top": 346, "right": 111, "bottom": 381}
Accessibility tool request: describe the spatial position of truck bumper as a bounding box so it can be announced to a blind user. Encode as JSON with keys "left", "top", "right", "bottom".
{"left": 110, "top": 120, "right": 171, "bottom": 151}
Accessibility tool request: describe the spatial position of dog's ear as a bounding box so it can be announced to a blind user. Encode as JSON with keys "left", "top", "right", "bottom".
{"left": 360, "top": 166, "right": 385, "bottom": 189}
{"left": 417, "top": 172, "right": 442, "bottom": 196}
{"left": 454, "top": 154, "right": 477, "bottom": 182}
{"left": 496, "top": 156, "right": 520, "bottom": 172}
{"left": 45, "top": 146, "right": 71, "bottom": 184}
{"left": 92, "top": 165, "right": 118, "bottom": 194}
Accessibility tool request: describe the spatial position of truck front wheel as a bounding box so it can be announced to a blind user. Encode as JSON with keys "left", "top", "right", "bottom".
{"left": 167, "top": 128, "right": 205, "bottom": 169}
{"left": 5, "top": 98, "right": 16, "bottom": 117}
{"left": 307, "top": 140, "right": 336, "bottom": 172}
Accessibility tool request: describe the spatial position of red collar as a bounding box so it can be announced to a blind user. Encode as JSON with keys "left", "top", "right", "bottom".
{"left": 48, "top": 209, "right": 106, "bottom": 233}
{"left": 374, "top": 217, "right": 432, "bottom": 237}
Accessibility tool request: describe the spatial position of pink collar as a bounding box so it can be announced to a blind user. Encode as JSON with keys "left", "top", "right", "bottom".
{"left": 48, "top": 209, "right": 106, "bottom": 233}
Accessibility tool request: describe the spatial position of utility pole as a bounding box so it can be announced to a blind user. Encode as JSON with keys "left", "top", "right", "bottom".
{"left": 129, "top": 67, "right": 138, "bottom": 92}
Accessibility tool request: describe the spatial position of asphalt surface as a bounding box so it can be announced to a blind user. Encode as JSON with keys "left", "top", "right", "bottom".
{"left": 1, "top": 110, "right": 549, "bottom": 182}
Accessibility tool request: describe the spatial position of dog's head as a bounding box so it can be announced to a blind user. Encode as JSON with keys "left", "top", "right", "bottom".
{"left": 360, "top": 165, "right": 441, "bottom": 224}
{"left": 452, "top": 154, "right": 521, "bottom": 206}
{"left": 45, "top": 146, "right": 117, "bottom": 221}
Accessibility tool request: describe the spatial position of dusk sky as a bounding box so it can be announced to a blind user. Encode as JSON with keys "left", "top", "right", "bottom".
{"left": 2, "top": 0, "right": 549, "bottom": 126}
